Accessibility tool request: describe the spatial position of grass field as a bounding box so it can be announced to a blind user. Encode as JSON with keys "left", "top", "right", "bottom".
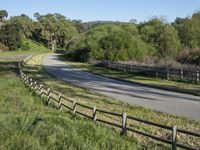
{"left": 0, "top": 48, "right": 155, "bottom": 149}
{"left": 59, "top": 55, "right": 200, "bottom": 95}
{"left": 22, "top": 53, "right": 200, "bottom": 149}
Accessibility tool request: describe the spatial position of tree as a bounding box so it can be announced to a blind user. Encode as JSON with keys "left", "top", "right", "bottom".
{"left": 172, "top": 17, "right": 191, "bottom": 46}
{"left": 0, "top": 10, "right": 8, "bottom": 21}
{"left": 0, "top": 22, "right": 22, "bottom": 50}
{"left": 36, "top": 13, "right": 77, "bottom": 50}
{"left": 140, "top": 18, "right": 181, "bottom": 59}
{"left": 9, "top": 15, "right": 34, "bottom": 37}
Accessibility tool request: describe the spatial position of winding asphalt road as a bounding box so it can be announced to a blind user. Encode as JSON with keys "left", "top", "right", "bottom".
{"left": 43, "top": 53, "right": 200, "bottom": 120}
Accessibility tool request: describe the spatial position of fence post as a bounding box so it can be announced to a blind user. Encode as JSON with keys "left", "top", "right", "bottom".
{"left": 122, "top": 113, "right": 127, "bottom": 135}
{"left": 33, "top": 81, "right": 37, "bottom": 88}
{"left": 172, "top": 125, "right": 177, "bottom": 150}
{"left": 57, "top": 94, "right": 62, "bottom": 110}
{"left": 25, "top": 76, "right": 29, "bottom": 84}
{"left": 72, "top": 101, "right": 77, "bottom": 114}
{"left": 197, "top": 71, "right": 199, "bottom": 84}
{"left": 167, "top": 69, "right": 170, "bottom": 80}
{"left": 40, "top": 87, "right": 44, "bottom": 97}
{"left": 47, "top": 92, "right": 51, "bottom": 106}
{"left": 47, "top": 88, "right": 51, "bottom": 96}
{"left": 181, "top": 68, "right": 183, "bottom": 80}
{"left": 156, "top": 71, "right": 158, "bottom": 78}
{"left": 93, "top": 106, "right": 97, "bottom": 122}
{"left": 30, "top": 79, "right": 33, "bottom": 87}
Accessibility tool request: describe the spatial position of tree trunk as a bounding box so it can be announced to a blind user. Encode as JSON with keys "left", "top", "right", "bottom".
{"left": 49, "top": 36, "right": 56, "bottom": 51}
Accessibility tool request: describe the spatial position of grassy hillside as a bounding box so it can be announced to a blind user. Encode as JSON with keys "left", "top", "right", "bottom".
{"left": 0, "top": 56, "right": 152, "bottom": 149}
{"left": 0, "top": 39, "right": 49, "bottom": 58}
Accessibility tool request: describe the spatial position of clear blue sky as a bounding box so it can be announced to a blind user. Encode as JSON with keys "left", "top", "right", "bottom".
{"left": 1, "top": 0, "right": 200, "bottom": 22}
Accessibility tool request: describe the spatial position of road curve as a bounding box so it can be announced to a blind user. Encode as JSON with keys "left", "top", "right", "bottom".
{"left": 43, "top": 53, "right": 200, "bottom": 120}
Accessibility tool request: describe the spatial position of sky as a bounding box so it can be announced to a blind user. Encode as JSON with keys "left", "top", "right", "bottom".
{"left": 1, "top": 0, "right": 200, "bottom": 23}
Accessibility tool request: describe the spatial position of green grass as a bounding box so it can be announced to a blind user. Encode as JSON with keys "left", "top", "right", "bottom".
{"left": 0, "top": 58, "right": 153, "bottom": 149}
{"left": 59, "top": 55, "right": 200, "bottom": 95}
{"left": 22, "top": 54, "right": 200, "bottom": 149}
{"left": 0, "top": 39, "right": 49, "bottom": 59}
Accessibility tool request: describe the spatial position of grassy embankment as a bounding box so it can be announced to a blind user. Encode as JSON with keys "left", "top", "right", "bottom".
{"left": 59, "top": 55, "right": 200, "bottom": 95}
{"left": 0, "top": 39, "right": 49, "bottom": 60}
{"left": 0, "top": 42, "right": 150, "bottom": 150}
{"left": 22, "top": 53, "right": 200, "bottom": 149}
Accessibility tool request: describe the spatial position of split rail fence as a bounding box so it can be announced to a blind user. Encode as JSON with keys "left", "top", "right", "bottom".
{"left": 18, "top": 62, "right": 200, "bottom": 150}
{"left": 96, "top": 61, "right": 200, "bottom": 84}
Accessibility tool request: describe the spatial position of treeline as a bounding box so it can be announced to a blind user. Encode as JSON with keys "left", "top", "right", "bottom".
{"left": 67, "top": 12, "right": 200, "bottom": 65}
{"left": 0, "top": 10, "right": 77, "bottom": 51}
{"left": 0, "top": 10, "right": 200, "bottom": 65}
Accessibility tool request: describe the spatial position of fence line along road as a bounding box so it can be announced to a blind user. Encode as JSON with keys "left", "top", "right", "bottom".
{"left": 96, "top": 61, "right": 200, "bottom": 84}
{"left": 18, "top": 62, "right": 200, "bottom": 150}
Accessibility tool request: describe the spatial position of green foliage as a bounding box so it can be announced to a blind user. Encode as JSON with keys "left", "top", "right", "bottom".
{"left": 140, "top": 18, "right": 181, "bottom": 59}
{"left": 21, "top": 42, "right": 30, "bottom": 50}
{"left": 0, "top": 22, "right": 22, "bottom": 50}
{"left": 67, "top": 24, "right": 155, "bottom": 62}
{"left": 36, "top": 13, "right": 77, "bottom": 50}
{"left": 1, "top": 9, "right": 200, "bottom": 65}
{"left": 9, "top": 14, "right": 34, "bottom": 37}
{"left": 0, "top": 10, "right": 8, "bottom": 21}
{"left": 0, "top": 43, "right": 9, "bottom": 51}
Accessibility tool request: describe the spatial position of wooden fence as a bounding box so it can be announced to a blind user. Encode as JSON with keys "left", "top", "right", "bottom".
{"left": 18, "top": 62, "right": 200, "bottom": 150}
{"left": 96, "top": 61, "right": 200, "bottom": 84}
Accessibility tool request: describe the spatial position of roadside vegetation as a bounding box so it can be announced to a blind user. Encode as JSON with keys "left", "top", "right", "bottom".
{"left": 1, "top": 10, "right": 200, "bottom": 68}
{"left": 60, "top": 55, "right": 200, "bottom": 95}
{"left": 23, "top": 53, "right": 200, "bottom": 149}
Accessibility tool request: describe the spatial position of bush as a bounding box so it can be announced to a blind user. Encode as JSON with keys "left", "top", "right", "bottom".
{"left": 0, "top": 43, "right": 9, "bottom": 51}
{"left": 21, "top": 42, "right": 30, "bottom": 50}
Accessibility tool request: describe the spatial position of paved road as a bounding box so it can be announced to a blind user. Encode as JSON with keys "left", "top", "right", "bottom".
{"left": 43, "top": 54, "right": 200, "bottom": 120}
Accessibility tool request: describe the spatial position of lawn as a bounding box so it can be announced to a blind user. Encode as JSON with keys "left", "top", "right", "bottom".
{"left": 22, "top": 53, "right": 200, "bottom": 149}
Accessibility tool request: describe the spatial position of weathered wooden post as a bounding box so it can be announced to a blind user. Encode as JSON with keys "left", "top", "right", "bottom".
{"left": 108, "top": 61, "right": 111, "bottom": 69}
{"left": 46, "top": 88, "right": 51, "bottom": 105}
{"left": 181, "top": 68, "right": 183, "bottom": 80}
{"left": 33, "top": 81, "right": 37, "bottom": 88}
{"left": 40, "top": 86, "right": 45, "bottom": 97}
{"left": 167, "top": 69, "right": 170, "bottom": 80}
{"left": 122, "top": 113, "right": 127, "bottom": 135}
{"left": 57, "top": 94, "right": 62, "bottom": 110}
{"left": 93, "top": 106, "right": 97, "bottom": 122}
{"left": 30, "top": 79, "right": 33, "bottom": 87}
{"left": 47, "top": 93, "right": 51, "bottom": 106}
{"left": 25, "top": 76, "right": 28, "bottom": 84}
{"left": 72, "top": 101, "right": 77, "bottom": 114}
{"left": 172, "top": 125, "right": 177, "bottom": 150}
{"left": 197, "top": 70, "right": 199, "bottom": 84}
{"left": 156, "top": 70, "right": 158, "bottom": 78}
{"left": 47, "top": 88, "right": 51, "bottom": 96}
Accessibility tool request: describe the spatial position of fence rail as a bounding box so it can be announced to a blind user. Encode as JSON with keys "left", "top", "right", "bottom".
{"left": 18, "top": 62, "right": 200, "bottom": 150}
{"left": 96, "top": 61, "right": 200, "bottom": 84}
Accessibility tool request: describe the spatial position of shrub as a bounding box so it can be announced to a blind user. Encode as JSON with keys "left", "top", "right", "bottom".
{"left": 21, "top": 42, "right": 30, "bottom": 50}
